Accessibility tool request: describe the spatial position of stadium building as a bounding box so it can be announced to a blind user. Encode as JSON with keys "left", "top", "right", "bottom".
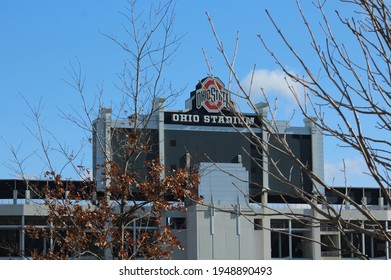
{"left": 1, "top": 77, "right": 390, "bottom": 259}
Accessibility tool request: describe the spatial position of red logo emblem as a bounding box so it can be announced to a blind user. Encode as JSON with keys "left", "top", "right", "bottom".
{"left": 195, "top": 77, "right": 231, "bottom": 113}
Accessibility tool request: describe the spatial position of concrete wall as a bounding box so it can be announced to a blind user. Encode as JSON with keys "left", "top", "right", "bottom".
{"left": 198, "top": 162, "right": 248, "bottom": 205}
{"left": 186, "top": 205, "right": 264, "bottom": 260}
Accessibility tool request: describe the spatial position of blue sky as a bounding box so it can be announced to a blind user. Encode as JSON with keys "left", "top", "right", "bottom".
{"left": 0, "top": 0, "right": 377, "bottom": 187}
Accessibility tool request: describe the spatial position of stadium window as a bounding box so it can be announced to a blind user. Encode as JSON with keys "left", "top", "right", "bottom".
{"left": 0, "top": 230, "right": 20, "bottom": 257}
{"left": 254, "top": 219, "right": 263, "bottom": 230}
{"left": 167, "top": 217, "right": 186, "bottom": 230}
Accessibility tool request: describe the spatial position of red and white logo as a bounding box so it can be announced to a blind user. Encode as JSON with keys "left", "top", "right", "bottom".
{"left": 195, "top": 77, "right": 231, "bottom": 113}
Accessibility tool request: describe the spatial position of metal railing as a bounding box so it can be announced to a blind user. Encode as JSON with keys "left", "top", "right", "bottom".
{"left": 320, "top": 225, "right": 339, "bottom": 232}
{"left": 321, "top": 251, "right": 340, "bottom": 257}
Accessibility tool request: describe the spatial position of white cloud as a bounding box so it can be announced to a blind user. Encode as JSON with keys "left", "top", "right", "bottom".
{"left": 324, "top": 157, "right": 376, "bottom": 187}
{"left": 240, "top": 69, "right": 302, "bottom": 102}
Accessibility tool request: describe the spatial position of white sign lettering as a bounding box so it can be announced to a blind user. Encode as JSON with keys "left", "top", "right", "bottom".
{"left": 171, "top": 113, "right": 255, "bottom": 126}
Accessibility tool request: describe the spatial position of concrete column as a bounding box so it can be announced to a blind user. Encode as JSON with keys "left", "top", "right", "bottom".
{"left": 25, "top": 189, "right": 30, "bottom": 205}
{"left": 362, "top": 196, "right": 367, "bottom": 207}
{"left": 94, "top": 108, "right": 112, "bottom": 191}
{"left": 65, "top": 190, "right": 70, "bottom": 205}
{"left": 361, "top": 223, "right": 366, "bottom": 257}
{"left": 153, "top": 98, "right": 166, "bottom": 173}
{"left": 43, "top": 237, "right": 47, "bottom": 255}
{"left": 236, "top": 201, "right": 241, "bottom": 259}
{"left": 362, "top": 234, "right": 366, "bottom": 257}
{"left": 20, "top": 215, "right": 25, "bottom": 257}
{"left": 255, "top": 102, "right": 270, "bottom": 193}
{"left": 210, "top": 202, "right": 215, "bottom": 260}
{"left": 255, "top": 102, "right": 269, "bottom": 119}
{"left": 236, "top": 201, "right": 241, "bottom": 236}
{"left": 210, "top": 202, "right": 215, "bottom": 236}
{"left": 255, "top": 102, "right": 271, "bottom": 260}
{"left": 289, "top": 219, "right": 292, "bottom": 259}
{"left": 378, "top": 197, "right": 384, "bottom": 208}
{"left": 310, "top": 226, "right": 322, "bottom": 259}
{"left": 299, "top": 120, "right": 324, "bottom": 258}
{"left": 260, "top": 190, "right": 271, "bottom": 259}
{"left": 311, "top": 198, "right": 321, "bottom": 259}
{"left": 50, "top": 221, "right": 54, "bottom": 251}
{"left": 304, "top": 118, "right": 325, "bottom": 196}
{"left": 386, "top": 221, "right": 389, "bottom": 260}
{"left": 13, "top": 189, "right": 18, "bottom": 205}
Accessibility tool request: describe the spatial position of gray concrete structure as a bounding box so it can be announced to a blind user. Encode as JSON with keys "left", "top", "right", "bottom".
{"left": 1, "top": 77, "right": 390, "bottom": 260}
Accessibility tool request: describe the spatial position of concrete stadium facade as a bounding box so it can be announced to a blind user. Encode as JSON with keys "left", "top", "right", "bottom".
{"left": 1, "top": 77, "right": 390, "bottom": 259}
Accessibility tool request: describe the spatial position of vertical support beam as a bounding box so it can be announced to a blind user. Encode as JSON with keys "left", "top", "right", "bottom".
{"left": 261, "top": 190, "right": 271, "bottom": 259}
{"left": 236, "top": 200, "right": 241, "bottom": 236}
{"left": 236, "top": 200, "right": 241, "bottom": 259}
{"left": 362, "top": 196, "right": 367, "bottom": 207}
{"left": 278, "top": 233, "right": 282, "bottom": 258}
{"left": 20, "top": 215, "right": 25, "bottom": 257}
{"left": 94, "top": 108, "right": 112, "bottom": 191}
{"left": 50, "top": 221, "right": 54, "bottom": 252}
{"left": 256, "top": 102, "right": 269, "bottom": 193}
{"left": 378, "top": 196, "right": 384, "bottom": 208}
{"left": 311, "top": 197, "right": 321, "bottom": 259}
{"left": 288, "top": 219, "right": 292, "bottom": 259}
{"left": 362, "top": 223, "right": 366, "bottom": 257}
{"left": 386, "top": 221, "right": 389, "bottom": 260}
{"left": 25, "top": 189, "right": 30, "bottom": 205}
{"left": 210, "top": 201, "right": 215, "bottom": 236}
{"left": 153, "top": 98, "right": 166, "bottom": 173}
{"left": 13, "top": 189, "right": 18, "bottom": 205}
{"left": 304, "top": 118, "right": 324, "bottom": 196}
{"left": 104, "top": 218, "right": 113, "bottom": 260}
{"left": 13, "top": 180, "right": 18, "bottom": 205}
{"left": 133, "top": 220, "right": 137, "bottom": 255}
{"left": 304, "top": 118, "right": 324, "bottom": 259}
{"left": 95, "top": 110, "right": 114, "bottom": 260}
{"left": 255, "top": 102, "right": 271, "bottom": 260}
{"left": 43, "top": 237, "right": 47, "bottom": 255}
{"left": 210, "top": 201, "right": 215, "bottom": 260}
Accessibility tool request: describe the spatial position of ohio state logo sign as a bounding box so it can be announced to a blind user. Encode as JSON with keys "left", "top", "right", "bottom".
{"left": 195, "top": 77, "right": 232, "bottom": 113}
